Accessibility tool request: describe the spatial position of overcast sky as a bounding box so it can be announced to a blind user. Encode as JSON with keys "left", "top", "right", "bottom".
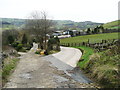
{"left": 0, "top": 0, "right": 119, "bottom": 23}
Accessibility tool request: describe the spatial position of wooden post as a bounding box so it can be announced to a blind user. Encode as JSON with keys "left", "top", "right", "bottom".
{"left": 68, "top": 43, "right": 70, "bottom": 47}
{"left": 71, "top": 43, "right": 73, "bottom": 47}
{"left": 75, "top": 43, "right": 76, "bottom": 46}
{"left": 88, "top": 39, "right": 90, "bottom": 44}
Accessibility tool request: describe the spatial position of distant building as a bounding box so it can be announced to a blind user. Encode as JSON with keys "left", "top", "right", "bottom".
{"left": 58, "top": 35, "right": 71, "bottom": 39}
{"left": 52, "top": 29, "right": 87, "bottom": 39}
{"left": 63, "top": 30, "right": 70, "bottom": 35}
{"left": 79, "top": 30, "right": 86, "bottom": 35}
{"left": 52, "top": 31, "right": 62, "bottom": 36}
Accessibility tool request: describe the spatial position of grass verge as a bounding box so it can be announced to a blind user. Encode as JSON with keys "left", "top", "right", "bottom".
{"left": 74, "top": 46, "right": 94, "bottom": 69}
{"left": 2, "top": 58, "right": 19, "bottom": 86}
{"left": 75, "top": 45, "right": 120, "bottom": 88}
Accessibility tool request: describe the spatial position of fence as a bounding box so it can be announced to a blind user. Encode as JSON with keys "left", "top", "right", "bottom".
{"left": 60, "top": 39, "right": 119, "bottom": 52}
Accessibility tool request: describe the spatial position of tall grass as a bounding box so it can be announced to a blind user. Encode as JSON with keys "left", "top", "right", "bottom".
{"left": 85, "top": 45, "right": 120, "bottom": 88}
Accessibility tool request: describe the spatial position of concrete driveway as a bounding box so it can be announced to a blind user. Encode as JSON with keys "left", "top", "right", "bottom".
{"left": 42, "top": 46, "right": 92, "bottom": 83}
{"left": 4, "top": 44, "right": 98, "bottom": 88}
{"left": 52, "top": 46, "right": 82, "bottom": 67}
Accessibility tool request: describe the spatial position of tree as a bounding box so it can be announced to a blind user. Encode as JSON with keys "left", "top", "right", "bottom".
{"left": 2, "top": 29, "right": 19, "bottom": 45}
{"left": 86, "top": 28, "right": 91, "bottom": 35}
{"left": 8, "top": 35, "right": 14, "bottom": 44}
{"left": 69, "top": 31, "right": 74, "bottom": 37}
{"left": 25, "top": 11, "right": 54, "bottom": 50}
{"left": 22, "top": 33, "right": 27, "bottom": 44}
{"left": 47, "top": 36, "right": 60, "bottom": 51}
{"left": 93, "top": 26, "right": 100, "bottom": 34}
{"left": 99, "top": 25, "right": 105, "bottom": 33}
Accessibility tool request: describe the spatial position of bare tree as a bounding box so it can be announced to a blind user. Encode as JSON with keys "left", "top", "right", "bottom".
{"left": 25, "top": 11, "right": 54, "bottom": 50}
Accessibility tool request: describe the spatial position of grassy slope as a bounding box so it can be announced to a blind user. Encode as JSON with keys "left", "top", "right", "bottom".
{"left": 60, "top": 33, "right": 119, "bottom": 44}
{"left": 74, "top": 44, "right": 119, "bottom": 88}
{"left": 103, "top": 20, "right": 120, "bottom": 29}
{"left": 74, "top": 46, "right": 94, "bottom": 69}
{"left": 85, "top": 45, "right": 120, "bottom": 88}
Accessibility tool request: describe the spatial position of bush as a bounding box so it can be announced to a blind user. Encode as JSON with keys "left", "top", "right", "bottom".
{"left": 35, "top": 49, "right": 41, "bottom": 54}
{"left": 12, "top": 41, "right": 32, "bottom": 52}
{"left": 19, "top": 48, "right": 26, "bottom": 52}
{"left": 35, "top": 52, "right": 39, "bottom": 54}
{"left": 16, "top": 44, "right": 23, "bottom": 51}
{"left": 11, "top": 41, "right": 20, "bottom": 47}
{"left": 22, "top": 34, "right": 28, "bottom": 44}
{"left": 25, "top": 44, "right": 32, "bottom": 50}
{"left": 47, "top": 37, "right": 60, "bottom": 51}
{"left": 48, "top": 38, "right": 57, "bottom": 45}
{"left": 8, "top": 35, "right": 14, "bottom": 44}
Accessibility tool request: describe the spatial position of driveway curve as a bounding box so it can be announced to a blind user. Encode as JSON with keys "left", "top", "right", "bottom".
{"left": 52, "top": 46, "right": 82, "bottom": 67}
{"left": 4, "top": 44, "right": 99, "bottom": 88}
{"left": 42, "top": 46, "right": 92, "bottom": 84}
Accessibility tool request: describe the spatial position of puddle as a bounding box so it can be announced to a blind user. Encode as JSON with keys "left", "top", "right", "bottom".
{"left": 19, "top": 73, "right": 32, "bottom": 79}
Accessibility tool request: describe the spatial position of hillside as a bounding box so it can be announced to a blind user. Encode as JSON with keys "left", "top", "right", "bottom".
{"left": 54, "top": 20, "right": 103, "bottom": 30}
{"left": 1, "top": 18, "right": 103, "bottom": 30}
{"left": 1, "top": 18, "right": 26, "bottom": 30}
{"left": 103, "top": 20, "right": 120, "bottom": 29}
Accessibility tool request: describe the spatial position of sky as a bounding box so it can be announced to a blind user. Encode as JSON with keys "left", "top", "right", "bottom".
{"left": 0, "top": 0, "right": 119, "bottom": 23}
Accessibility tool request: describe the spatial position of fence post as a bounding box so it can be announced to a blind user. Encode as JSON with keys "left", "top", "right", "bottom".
{"left": 75, "top": 43, "right": 76, "bottom": 46}
{"left": 88, "top": 39, "right": 90, "bottom": 44}
{"left": 68, "top": 43, "right": 70, "bottom": 47}
{"left": 71, "top": 43, "right": 73, "bottom": 47}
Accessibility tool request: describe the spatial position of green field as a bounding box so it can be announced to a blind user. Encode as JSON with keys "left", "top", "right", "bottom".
{"left": 103, "top": 20, "right": 120, "bottom": 29}
{"left": 60, "top": 33, "right": 119, "bottom": 44}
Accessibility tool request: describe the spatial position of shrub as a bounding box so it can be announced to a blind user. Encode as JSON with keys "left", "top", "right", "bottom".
{"left": 25, "top": 44, "right": 32, "bottom": 50}
{"left": 16, "top": 44, "right": 23, "bottom": 51}
{"left": 48, "top": 38, "right": 57, "bottom": 45}
{"left": 8, "top": 35, "right": 14, "bottom": 44}
{"left": 19, "top": 48, "right": 26, "bottom": 52}
{"left": 11, "top": 41, "right": 20, "bottom": 47}
{"left": 47, "top": 37, "right": 60, "bottom": 51}
{"left": 22, "top": 34, "right": 28, "bottom": 44}
{"left": 35, "top": 52, "right": 39, "bottom": 54}
{"left": 35, "top": 49, "right": 41, "bottom": 54}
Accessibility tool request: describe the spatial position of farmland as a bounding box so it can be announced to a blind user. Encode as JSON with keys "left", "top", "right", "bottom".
{"left": 103, "top": 20, "right": 120, "bottom": 29}
{"left": 60, "top": 32, "right": 119, "bottom": 44}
